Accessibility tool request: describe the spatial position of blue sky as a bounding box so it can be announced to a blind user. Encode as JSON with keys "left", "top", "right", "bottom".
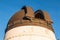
{"left": 0, "top": 0, "right": 60, "bottom": 40}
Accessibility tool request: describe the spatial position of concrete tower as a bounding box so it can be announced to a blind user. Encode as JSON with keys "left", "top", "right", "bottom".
{"left": 4, "top": 6, "right": 56, "bottom": 40}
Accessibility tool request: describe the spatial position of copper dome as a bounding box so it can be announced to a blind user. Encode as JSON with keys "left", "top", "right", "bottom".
{"left": 5, "top": 6, "right": 54, "bottom": 33}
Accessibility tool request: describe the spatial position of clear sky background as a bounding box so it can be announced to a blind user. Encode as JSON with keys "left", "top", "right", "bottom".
{"left": 0, "top": 0, "right": 60, "bottom": 40}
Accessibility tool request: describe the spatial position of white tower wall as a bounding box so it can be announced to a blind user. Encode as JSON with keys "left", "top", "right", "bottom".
{"left": 5, "top": 26, "right": 56, "bottom": 40}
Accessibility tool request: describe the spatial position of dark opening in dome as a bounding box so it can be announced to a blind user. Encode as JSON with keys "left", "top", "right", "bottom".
{"left": 35, "top": 10, "right": 45, "bottom": 20}
{"left": 21, "top": 6, "right": 27, "bottom": 14}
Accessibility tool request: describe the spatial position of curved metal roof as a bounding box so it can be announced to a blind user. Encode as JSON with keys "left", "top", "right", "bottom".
{"left": 5, "top": 6, "right": 54, "bottom": 33}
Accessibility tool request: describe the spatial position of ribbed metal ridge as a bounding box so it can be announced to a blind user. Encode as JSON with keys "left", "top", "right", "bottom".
{"left": 5, "top": 6, "right": 54, "bottom": 33}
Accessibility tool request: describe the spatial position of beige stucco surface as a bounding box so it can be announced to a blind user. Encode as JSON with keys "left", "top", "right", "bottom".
{"left": 5, "top": 26, "right": 56, "bottom": 40}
